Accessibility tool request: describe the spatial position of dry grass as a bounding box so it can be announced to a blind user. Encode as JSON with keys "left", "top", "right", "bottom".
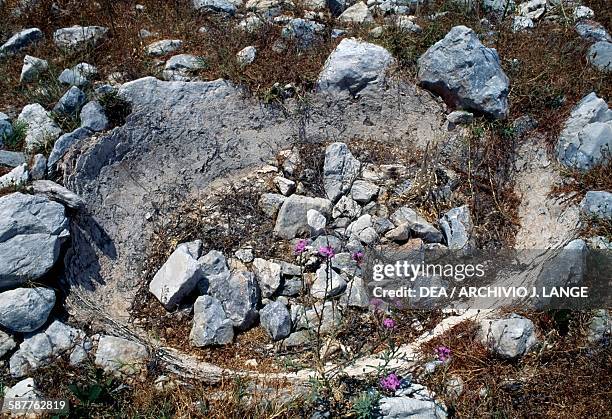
{"left": 420, "top": 313, "right": 612, "bottom": 418}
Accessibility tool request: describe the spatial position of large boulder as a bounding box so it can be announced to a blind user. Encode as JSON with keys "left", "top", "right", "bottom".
{"left": 17, "top": 104, "right": 63, "bottom": 152}
{"left": 317, "top": 38, "right": 394, "bottom": 96}
{"left": 478, "top": 314, "right": 538, "bottom": 359}
{"left": 580, "top": 191, "right": 612, "bottom": 220}
{"left": 323, "top": 142, "right": 361, "bottom": 202}
{"left": 53, "top": 26, "right": 109, "bottom": 50}
{"left": 189, "top": 295, "right": 234, "bottom": 346}
{"left": 555, "top": 92, "right": 612, "bottom": 171}
{"left": 418, "top": 26, "right": 509, "bottom": 119}
{"left": 0, "top": 288, "right": 55, "bottom": 333}
{"left": 94, "top": 335, "right": 148, "bottom": 374}
{"left": 274, "top": 194, "right": 332, "bottom": 239}
{"left": 0, "top": 28, "right": 43, "bottom": 56}
{"left": 0, "top": 193, "right": 69, "bottom": 289}
{"left": 260, "top": 301, "right": 292, "bottom": 340}
{"left": 10, "top": 320, "right": 87, "bottom": 377}
{"left": 149, "top": 240, "right": 203, "bottom": 310}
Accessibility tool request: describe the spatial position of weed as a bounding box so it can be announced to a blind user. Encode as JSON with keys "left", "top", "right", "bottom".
{"left": 351, "top": 390, "right": 380, "bottom": 419}
{"left": 2, "top": 120, "right": 28, "bottom": 151}
{"left": 97, "top": 91, "right": 132, "bottom": 128}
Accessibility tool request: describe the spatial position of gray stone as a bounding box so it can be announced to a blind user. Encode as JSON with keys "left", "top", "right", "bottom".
{"left": 245, "top": 0, "right": 292, "bottom": 17}
{"left": 54, "top": 86, "right": 87, "bottom": 116}
{"left": 29, "top": 154, "right": 46, "bottom": 180}
{"left": 166, "top": 54, "right": 204, "bottom": 71}
{"left": 190, "top": 295, "right": 234, "bottom": 346}
{"left": 338, "top": 2, "right": 373, "bottom": 24}
{"left": 0, "top": 151, "right": 25, "bottom": 168}
{"left": 587, "top": 309, "right": 610, "bottom": 344}
{"left": 58, "top": 63, "right": 98, "bottom": 87}
{"left": 379, "top": 396, "right": 447, "bottom": 418}
{"left": 346, "top": 213, "right": 378, "bottom": 244}
{"left": 340, "top": 277, "right": 369, "bottom": 308}
{"left": 323, "top": 142, "right": 361, "bottom": 202}
{"left": 95, "top": 335, "right": 148, "bottom": 374}
{"left": 447, "top": 111, "right": 474, "bottom": 129}
{"left": 478, "top": 314, "right": 538, "bottom": 359}
{"left": 439, "top": 205, "right": 472, "bottom": 249}
{"left": 0, "top": 164, "right": 28, "bottom": 190}
{"left": 0, "top": 330, "right": 16, "bottom": 358}
{"left": 575, "top": 20, "right": 611, "bottom": 43}
{"left": 0, "top": 193, "right": 68, "bottom": 288}
{"left": 311, "top": 265, "right": 347, "bottom": 299}
{"left": 80, "top": 101, "right": 109, "bottom": 132}
{"left": 332, "top": 195, "right": 361, "bottom": 219}
{"left": 146, "top": 39, "right": 183, "bottom": 56}
{"left": 10, "top": 320, "right": 86, "bottom": 377}
{"left": 235, "top": 247, "right": 254, "bottom": 263}
{"left": 395, "top": 15, "right": 422, "bottom": 33}
{"left": 0, "top": 288, "right": 55, "bottom": 333}
{"left": 259, "top": 193, "right": 286, "bottom": 218}
{"left": 373, "top": 216, "right": 395, "bottom": 234}
{"left": 573, "top": 5, "right": 594, "bottom": 20}
{"left": 282, "top": 330, "right": 311, "bottom": 347}
{"left": 512, "top": 16, "right": 534, "bottom": 32}
{"left": 307, "top": 209, "right": 327, "bottom": 236}
{"left": 149, "top": 240, "right": 203, "bottom": 310}
{"left": 580, "top": 191, "right": 611, "bottom": 220}
{"left": 390, "top": 207, "right": 444, "bottom": 243}
{"left": 53, "top": 26, "right": 108, "bottom": 50}
{"left": 311, "top": 234, "right": 343, "bottom": 252}
{"left": 350, "top": 180, "right": 379, "bottom": 204}
{"left": 236, "top": 46, "right": 257, "bottom": 66}
{"left": 193, "top": 0, "right": 237, "bottom": 14}
{"left": 274, "top": 176, "right": 296, "bottom": 196}
{"left": 482, "top": 0, "right": 514, "bottom": 13}
{"left": 555, "top": 92, "right": 612, "bottom": 171}
{"left": 198, "top": 250, "right": 231, "bottom": 294}
{"left": 0, "top": 28, "right": 43, "bottom": 56}
{"left": 318, "top": 38, "right": 394, "bottom": 96}
{"left": 281, "top": 18, "right": 325, "bottom": 48}
{"left": 260, "top": 301, "right": 291, "bottom": 340}
{"left": 293, "top": 301, "right": 342, "bottom": 333}
{"left": 517, "top": 0, "right": 546, "bottom": 20}
{"left": 47, "top": 127, "right": 92, "bottom": 170}
{"left": 4, "top": 378, "right": 40, "bottom": 401}
{"left": 274, "top": 194, "right": 332, "bottom": 239}
{"left": 253, "top": 258, "right": 282, "bottom": 297}
{"left": 20, "top": 55, "right": 48, "bottom": 83}
{"left": 207, "top": 271, "right": 259, "bottom": 331}
{"left": 587, "top": 41, "right": 612, "bottom": 73}
{"left": 280, "top": 278, "right": 303, "bottom": 296}
{"left": 418, "top": 26, "right": 509, "bottom": 119}
{"left": 17, "top": 103, "right": 62, "bottom": 152}
{"left": 30, "top": 180, "right": 86, "bottom": 209}
{"left": 0, "top": 114, "right": 12, "bottom": 147}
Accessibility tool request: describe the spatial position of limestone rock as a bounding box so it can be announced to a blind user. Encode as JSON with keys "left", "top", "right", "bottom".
{"left": 0, "top": 287, "right": 55, "bottom": 333}
{"left": 439, "top": 205, "right": 472, "bottom": 249}
{"left": 190, "top": 295, "right": 234, "bottom": 346}
{"left": 95, "top": 335, "right": 148, "bottom": 374}
{"left": 20, "top": 55, "right": 48, "bottom": 83}
{"left": 418, "top": 25, "right": 509, "bottom": 119}
{"left": 323, "top": 142, "right": 361, "bottom": 202}
{"left": 207, "top": 271, "right": 259, "bottom": 331}
{"left": 253, "top": 258, "right": 282, "bottom": 297}
{"left": 0, "top": 28, "right": 43, "bottom": 56}
{"left": 274, "top": 194, "right": 332, "bottom": 239}
{"left": 53, "top": 26, "right": 109, "bottom": 50}
{"left": 17, "top": 104, "right": 62, "bottom": 152}
{"left": 317, "top": 38, "right": 394, "bottom": 96}
{"left": 338, "top": 2, "right": 373, "bottom": 24}
{"left": 80, "top": 101, "right": 109, "bottom": 132}
{"left": 146, "top": 39, "right": 183, "bottom": 56}
{"left": 311, "top": 265, "right": 347, "bottom": 299}
{"left": 54, "top": 86, "right": 87, "bottom": 116}
{"left": 149, "top": 240, "right": 203, "bottom": 310}
{"left": 30, "top": 180, "right": 86, "bottom": 210}
{"left": 0, "top": 193, "right": 68, "bottom": 288}
{"left": 580, "top": 191, "right": 611, "bottom": 220}
{"left": 587, "top": 41, "right": 612, "bottom": 73}
{"left": 260, "top": 301, "right": 291, "bottom": 340}
{"left": 478, "top": 314, "right": 538, "bottom": 359}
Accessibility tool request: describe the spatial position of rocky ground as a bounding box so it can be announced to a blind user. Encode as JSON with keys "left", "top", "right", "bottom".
{"left": 0, "top": 0, "right": 611, "bottom": 417}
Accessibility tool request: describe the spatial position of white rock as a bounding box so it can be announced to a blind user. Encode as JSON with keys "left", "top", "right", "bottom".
{"left": 350, "top": 180, "right": 379, "bottom": 204}
{"left": 311, "top": 265, "right": 347, "bottom": 299}
{"left": 0, "top": 164, "right": 28, "bottom": 190}
{"left": 252, "top": 258, "right": 282, "bottom": 297}
{"left": 573, "top": 5, "right": 594, "bottom": 20}
{"left": 237, "top": 45, "right": 257, "bottom": 65}
{"left": 478, "top": 314, "right": 538, "bottom": 359}
{"left": 512, "top": 16, "right": 534, "bottom": 32}
{"left": 0, "top": 288, "right": 55, "bottom": 333}
{"left": 274, "top": 176, "right": 296, "bottom": 196}
{"left": 338, "top": 2, "right": 373, "bottom": 24}
{"left": 95, "top": 335, "right": 148, "bottom": 374}
{"left": 53, "top": 26, "right": 109, "bottom": 50}
{"left": 146, "top": 39, "right": 183, "bottom": 56}
{"left": 20, "top": 55, "right": 48, "bottom": 83}
{"left": 307, "top": 209, "right": 327, "bottom": 236}
{"left": 17, "top": 103, "right": 62, "bottom": 152}
{"left": 4, "top": 378, "right": 41, "bottom": 400}
{"left": 323, "top": 142, "right": 361, "bottom": 202}
{"left": 149, "top": 240, "right": 203, "bottom": 310}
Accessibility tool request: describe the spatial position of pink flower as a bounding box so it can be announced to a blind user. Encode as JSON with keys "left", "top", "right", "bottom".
{"left": 370, "top": 298, "right": 384, "bottom": 310}
{"left": 383, "top": 318, "right": 395, "bottom": 329}
{"left": 380, "top": 373, "right": 401, "bottom": 391}
{"left": 352, "top": 251, "right": 364, "bottom": 264}
{"left": 318, "top": 245, "right": 335, "bottom": 259}
{"left": 435, "top": 346, "right": 451, "bottom": 362}
{"left": 294, "top": 239, "right": 309, "bottom": 255}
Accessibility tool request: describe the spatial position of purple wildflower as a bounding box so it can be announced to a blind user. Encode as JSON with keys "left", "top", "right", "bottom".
{"left": 318, "top": 245, "right": 335, "bottom": 259}
{"left": 435, "top": 346, "right": 452, "bottom": 362}
{"left": 380, "top": 373, "right": 401, "bottom": 392}
{"left": 383, "top": 318, "right": 396, "bottom": 329}
{"left": 370, "top": 298, "right": 384, "bottom": 310}
{"left": 294, "top": 239, "right": 308, "bottom": 255}
{"left": 352, "top": 251, "right": 364, "bottom": 265}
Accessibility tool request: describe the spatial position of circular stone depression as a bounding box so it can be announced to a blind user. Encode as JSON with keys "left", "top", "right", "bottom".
{"left": 61, "top": 76, "right": 449, "bottom": 378}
